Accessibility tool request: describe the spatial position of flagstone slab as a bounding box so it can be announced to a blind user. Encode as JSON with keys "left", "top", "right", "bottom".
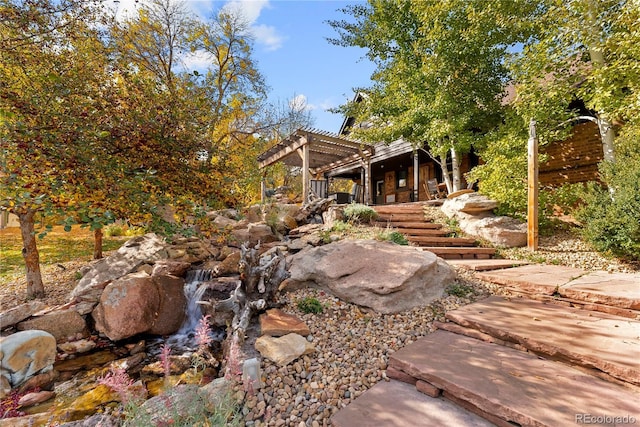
{"left": 476, "top": 264, "right": 587, "bottom": 294}
{"left": 448, "top": 259, "right": 530, "bottom": 271}
{"left": 331, "top": 379, "right": 495, "bottom": 427}
{"left": 561, "top": 271, "right": 640, "bottom": 310}
{"left": 445, "top": 295, "right": 640, "bottom": 385}
{"left": 389, "top": 331, "right": 640, "bottom": 427}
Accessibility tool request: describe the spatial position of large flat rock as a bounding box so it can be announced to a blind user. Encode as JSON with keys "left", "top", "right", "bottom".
{"left": 561, "top": 271, "right": 640, "bottom": 310}
{"left": 389, "top": 331, "right": 640, "bottom": 427}
{"left": 331, "top": 380, "right": 495, "bottom": 427}
{"left": 476, "top": 264, "right": 587, "bottom": 294}
{"left": 445, "top": 296, "right": 640, "bottom": 385}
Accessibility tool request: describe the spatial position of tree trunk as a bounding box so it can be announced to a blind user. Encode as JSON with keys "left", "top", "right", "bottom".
{"left": 439, "top": 154, "right": 453, "bottom": 194}
{"left": 450, "top": 147, "right": 462, "bottom": 192}
{"left": 18, "top": 210, "right": 45, "bottom": 299}
{"left": 94, "top": 228, "right": 103, "bottom": 260}
{"left": 584, "top": 0, "right": 616, "bottom": 163}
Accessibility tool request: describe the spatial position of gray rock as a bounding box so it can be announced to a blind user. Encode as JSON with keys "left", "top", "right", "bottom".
{"left": 441, "top": 192, "right": 498, "bottom": 217}
{"left": 462, "top": 215, "right": 527, "bottom": 247}
{"left": 285, "top": 239, "right": 456, "bottom": 314}
{"left": 0, "top": 301, "right": 46, "bottom": 330}
{"left": 255, "top": 333, "right": 315, "bottom": 366}
{"left": 0, "top": 330, "right": 56, "bottom": 389}
{"left": 17, "top": 309, "right": 88, "bottom": 343}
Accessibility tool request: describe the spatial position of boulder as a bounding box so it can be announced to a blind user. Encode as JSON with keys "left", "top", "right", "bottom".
{"left": 0, "top": 330, "right": 56, "bottom": 389}
{"left": 463, "top": 215, "right": 528, "bottom": 247}
{"left": 231, "top": 222, "right": 278, "bottom": 247}
{"left": 259, "top": 309, "right": 310, "bottom": 337}
{"left": 151, "top": 260, "right": 191, "bottom": 277}
{"left": 92, "top": 272, "right": 160, "bottom": 341}
{"left": 17, "top": 309, "right": 88, "bottom": 343}
{"left": 441, "top": 192, "right": 498, "bottom": 217}
{"left": 285, "top": 240, "right": 456, "bottom": 314}
{"left": 0, "top": 301, "right": 46, "bottom": 330}
{"left": 215, "top": 251, "right": 241, "bottom": 276}
{"left": 322, "top": 205, "right": 345, "bottom": 228}
{"left": 70, "top": 234, "right": 169, "bottom": 315}
{"left": 255, "top": 333, "right": 315, "bottom": 366}
{"left": 148, "top": 275, "right": 187, "bottom": 335}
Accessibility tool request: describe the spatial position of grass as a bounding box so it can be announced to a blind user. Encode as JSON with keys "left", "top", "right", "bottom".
{"left": 0, "top": 226, "right": 127, "bottom": 283}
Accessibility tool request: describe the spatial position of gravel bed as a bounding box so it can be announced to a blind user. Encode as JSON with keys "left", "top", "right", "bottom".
{"left": 236, "top": 276, "right": 504, "bottom": 426}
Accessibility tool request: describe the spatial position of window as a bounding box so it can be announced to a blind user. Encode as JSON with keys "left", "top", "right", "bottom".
{"left": 397, "top": 170, "right": 407, "bottom": 188}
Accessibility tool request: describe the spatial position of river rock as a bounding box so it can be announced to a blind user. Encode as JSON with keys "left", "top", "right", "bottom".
{"left": 70, "top": 234, "right": 169, "bottom": 315}
{"left": 0, "top": 330, "right": 56, "bottom": 389}
{"left": 0, "top": 301, "right": 46, "bottom": 330}
{"left": 17, "top": 309, "right": 88, "bottom": 343}
{"left": 148, "top": 274, "right": 187, "bottom": 335}
{"left": 285, "top": 240, "right": 456, "bottom": 314}
{"left": 92, "top": 272, "right": 160, "bottom": 341}
{"left": 255, "top": 333, "right": 316, "bottom": 366}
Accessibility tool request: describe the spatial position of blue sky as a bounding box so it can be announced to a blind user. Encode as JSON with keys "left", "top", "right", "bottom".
{"left": 114, "top": 0, "right": 376, "bottom": 134}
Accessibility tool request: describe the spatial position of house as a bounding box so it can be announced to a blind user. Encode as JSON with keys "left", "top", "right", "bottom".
{"left": 257, "top": 98, "right": 604, "bottom": 205}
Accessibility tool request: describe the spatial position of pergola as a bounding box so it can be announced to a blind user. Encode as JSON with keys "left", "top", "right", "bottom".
{"left": 257, "top": 128, "right": 375, "bottom": 203}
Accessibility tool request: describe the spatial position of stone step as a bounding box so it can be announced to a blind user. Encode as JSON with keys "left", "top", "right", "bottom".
{"left": 444, "top": 295, "right": 640, "bottom": 386}
{"left": 331, "top": 379, "right": 495, "bottom": 427}
{"left": 421, "top": 247, "right": 496, "bottom": 260}
{"left": 447, "top": 259, "right": 530, "bottom": 271}
{"left": 388, "top": 330, "right": 640, "bottom": 427}
{"left": 398, "top": 228, "right": 450, "bottom": 237}
{"left": 375, "top": 213, "right": 427, "bottom": 222}
{"left": 374, "top": 221, "right": 442, "bottom": 229}
{"left": 372, "top": 205, "right": 428, "bottom": 215}
{"left": 408, "top": 236, "right": 477, "bottom": 247}
{"left": 476, "top": 265, "right": 640, "bottom": 311}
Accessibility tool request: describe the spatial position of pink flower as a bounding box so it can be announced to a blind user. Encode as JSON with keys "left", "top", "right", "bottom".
{"left": 159, "top": 343, "right": 172, "bottom": 379}
{"left": 97, "top": 368, "right": 137, "bottom": 404}
{"left": 195, "top": 315, "right": 213, "bottom": 350}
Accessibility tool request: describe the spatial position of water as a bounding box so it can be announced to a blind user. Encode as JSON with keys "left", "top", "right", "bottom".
{"left": 156, "top": 270, "right": 225, "bottom": 353}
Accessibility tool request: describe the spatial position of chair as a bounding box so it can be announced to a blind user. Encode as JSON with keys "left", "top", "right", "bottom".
{"left": 424, "top": 178, "right": 445, "bottom": 200}
{"left": 349, "top": 183, "right": 362, "bottom": 203}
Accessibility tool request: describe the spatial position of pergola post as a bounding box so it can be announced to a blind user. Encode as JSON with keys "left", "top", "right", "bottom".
{"left": 302, "top": 142, "right": 310, "bottom": 203}
{"left": 413, "top": 151, "right": 419, "bottom": 202}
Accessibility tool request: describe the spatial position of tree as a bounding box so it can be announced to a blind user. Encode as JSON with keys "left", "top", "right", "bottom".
{"left": 328, "top": 0, "right": 519, "bottom": 192}
{"left": 507, "top": 0, "right": 640, "bottom": 163}
{"left": 1, "top": 0, "right": 117, "bottom": 297}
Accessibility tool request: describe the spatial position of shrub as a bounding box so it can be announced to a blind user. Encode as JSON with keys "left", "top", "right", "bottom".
{"left": 297, "top": 297, "right": 323, "bottom": 314}
{"left": 104, "top": 224, "right": 125, "bottom": 237}
{"left": 574, "top": 129, "right": 640, "bottom": 260}
{"left": 343, "top": 203, "right": 378, "bottom": 224}
{"left": 446, "top": 282, "right": 474, "bottom": 298}
{"left": 376, "top": 229, "right": 408, "bottom": 245}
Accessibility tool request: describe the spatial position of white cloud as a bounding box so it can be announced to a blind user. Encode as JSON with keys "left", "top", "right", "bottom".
{"left": 181, "top": 49, "right": 215, "bottom": 71}
{"left": 290, "top": 94, "right": 317, "bottom": 111}
{"left": 222, "top": 0, "right": 284, "bottom": 51}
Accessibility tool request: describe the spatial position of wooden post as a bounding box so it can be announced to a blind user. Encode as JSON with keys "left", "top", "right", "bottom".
{"left": 413, "top": 151, "right": 419, "bottom": 202}
{"left": 527, "top": 119, "right": 539, "bottom": 251}
{"left": 302, "top": 142, "right": 310, "bottom": 203}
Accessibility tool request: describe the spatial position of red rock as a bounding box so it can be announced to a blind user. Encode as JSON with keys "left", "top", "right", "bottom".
{"left": 385, "top": 366, "right": 417, "bottom": 385}
{"left": 416, "top": 380, "right": 440, "bottom": 397}
{"left": 259, "top": 309, "right": 310, "bottom": 337}
{"left": 445, "top": 295, "right": 640, "bottom": 385}
{"left": 148, "top": 275, "right": 186, "bottom": 335}
{"left": 389, "top": 331, "right": 640, "bottom": 427}
{"left": 18, "top": 390, "right": 55, "bottom": 408}
{"left": 561, "top": 271, "right": 640, "bottom": 310}
{"left": 476, "top": 264, "right": 587, "bottom": 295}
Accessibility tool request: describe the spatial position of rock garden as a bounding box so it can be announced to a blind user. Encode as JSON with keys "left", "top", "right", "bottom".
{"left": 0, "top": 196, "right": 636, "bottom": 426}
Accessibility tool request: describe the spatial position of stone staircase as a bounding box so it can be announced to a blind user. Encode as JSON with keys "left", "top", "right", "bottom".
{"left": 332, "top": 264, "right": 640, "bottom": 427}
{"left": 372, "top": 203, "right": 496, "bottom": 260}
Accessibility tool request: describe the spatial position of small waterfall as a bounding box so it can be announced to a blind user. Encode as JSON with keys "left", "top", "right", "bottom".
{"left": 161, "top": 269, "right": 224, "bottom": 352}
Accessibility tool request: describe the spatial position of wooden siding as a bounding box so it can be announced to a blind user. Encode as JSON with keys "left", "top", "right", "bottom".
{"left": 539, "top": 122, "right": 603, "bottom": 187}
